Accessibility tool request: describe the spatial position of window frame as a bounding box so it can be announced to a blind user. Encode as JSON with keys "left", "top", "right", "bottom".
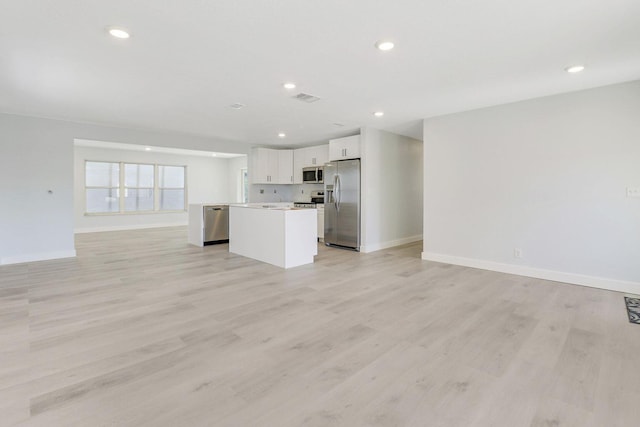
{"left": 240, "top": 167, "right": 249, "bottom": 203}
{"left": 157, "top": 165, "right": 189, "bottom": 212}
{"left": 123, "top": 162, "right": 156, "bottom": 212}
{"left": 84, "top": 161, "right": 121, "bottom": 214}
{"left": 84, "top": 160, "right": 187, "bottom": 216}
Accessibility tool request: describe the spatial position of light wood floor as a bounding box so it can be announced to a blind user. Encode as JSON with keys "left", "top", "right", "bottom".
{"left": 1, "top": 227, "right": 638, "bottom": 426}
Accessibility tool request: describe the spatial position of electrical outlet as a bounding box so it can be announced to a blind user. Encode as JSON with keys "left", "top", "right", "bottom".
{"left": 514, "top": 248, "right": 523, "bottom": 259}
{"left": 627, "top": 187, "right": 640, "bottom": 198}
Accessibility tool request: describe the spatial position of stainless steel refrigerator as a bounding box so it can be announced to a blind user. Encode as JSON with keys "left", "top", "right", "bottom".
{"left": 324, "top": 159, "right": 360, "bottom": 251}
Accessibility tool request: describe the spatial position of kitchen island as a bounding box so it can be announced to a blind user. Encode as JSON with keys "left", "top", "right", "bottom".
{"left": 229, "top": 204, "right": 317, "bottom": 268}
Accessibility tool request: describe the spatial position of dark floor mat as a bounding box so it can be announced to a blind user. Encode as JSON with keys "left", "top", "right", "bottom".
{"left": 624, "top": 296, "right": 640, "bottom": 324}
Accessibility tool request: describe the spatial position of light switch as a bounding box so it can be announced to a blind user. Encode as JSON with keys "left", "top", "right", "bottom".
{"left": 626, "top": 187, "right": 640, "bottom": 198}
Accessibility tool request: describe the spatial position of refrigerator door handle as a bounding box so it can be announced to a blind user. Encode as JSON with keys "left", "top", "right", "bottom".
{"left": 333, "top": 174, "right": 339, "bottom": 210}
{"left": 336, "top": 174, "right": 341, "bottom": 211}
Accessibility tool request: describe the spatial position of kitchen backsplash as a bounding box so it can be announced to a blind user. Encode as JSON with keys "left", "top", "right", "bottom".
{"left": 249, "top": 184, "right": 294, "bottom": 203}
{"left": 248, "top": 183, "right": 323, "bottom": 203}
{"left": 293, "top": 183, "right": 323, "bottom": 202}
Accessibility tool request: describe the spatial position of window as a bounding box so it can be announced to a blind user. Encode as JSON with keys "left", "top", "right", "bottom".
{"left": 85, "top": 162, "right": 120, "bottom": 213}
{"left": 85, "top": 161, "right": 186, "bottom": 214}
{"left": 124, "top": 163, "right": 154, "bottom": 211}
{"left": 159, "top": 165, "right": 186, "bottom": 211}
{"left": 240, "top": 168, "right": 249, "bottom": 203}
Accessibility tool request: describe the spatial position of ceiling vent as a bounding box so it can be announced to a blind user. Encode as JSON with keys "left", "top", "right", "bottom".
{"left": 292, "top": 93, "right": 321, "bottom": 103}
{"left": 229, "top": 103, "right": 246, "bottom": 109}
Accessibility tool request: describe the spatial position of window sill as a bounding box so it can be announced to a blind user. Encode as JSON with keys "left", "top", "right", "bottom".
{"left": 84, "top": 210, "right": 187, "bottom": 217}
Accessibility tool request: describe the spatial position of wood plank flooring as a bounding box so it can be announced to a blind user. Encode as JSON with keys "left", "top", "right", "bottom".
{"left": 0, "top": 226, "right": 638, "bottom": 426}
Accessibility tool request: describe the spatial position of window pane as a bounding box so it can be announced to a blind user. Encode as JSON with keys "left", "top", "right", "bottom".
{"left": 159, "top": 189, "right": 185, "bottom": 210}
{"left": 159, "top": 166, "right": 185, "bottom": 188}
{"left": 125, "top": 164, "right": 154, "bottom": 188}
{"left": 86, "top": 188, "right": 120, "bottom": 213}
{"left": 242, "top": 169, "right": 248, "bottom": 203}
{"left": 86, "top": 162, "right": 119, "bottom": 187}
{"left": 124, "top": 188, "right": 154, "bottom": 211}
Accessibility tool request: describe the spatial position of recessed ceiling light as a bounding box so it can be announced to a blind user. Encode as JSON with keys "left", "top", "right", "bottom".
{"left": 375, "top": 40, "right": 394, "bottom": 51}
{"left": 283, "top": 82, "right": 296, "bottom": 90}
{"left": 107, "top": 27, "right": 130, "bottom": 39}
{"left": 278, "top": 132, "right": 286, "bottom": 138}
{"left": 144, "top": 147, "right": 151, "bottom": 151}
{"left": 373, "top": 111, "right": 385, "bottom": 117}
{"left": 565, "top": 65, "right": 585, "bottom": 73}
{"left": 229, "top": 103, "right": 246, "bottom": 109}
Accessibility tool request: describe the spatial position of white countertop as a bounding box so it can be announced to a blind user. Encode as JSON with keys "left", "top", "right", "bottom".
{"left": 230, "top": 202, "right": 295, "bottom": 210}
{"left": 229, "top": 203, "right": 317, "bottom": 269}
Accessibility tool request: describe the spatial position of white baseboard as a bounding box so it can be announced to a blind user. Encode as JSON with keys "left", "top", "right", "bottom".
{"left": 361, "top": 234, "right": 423, "bottom": 253}
{"left": 75, "top": 222, "right": 187, "bottom": 234}
{"left": 1, "top": 250, "right": 77, "bottom": 266}
{"left": 421, "top": 252, "right": 640, "bottom": 295}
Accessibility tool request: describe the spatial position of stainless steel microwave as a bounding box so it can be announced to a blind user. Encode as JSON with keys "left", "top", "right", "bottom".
{"left": 302, "top": 166, "right": 323, "bottom": 184}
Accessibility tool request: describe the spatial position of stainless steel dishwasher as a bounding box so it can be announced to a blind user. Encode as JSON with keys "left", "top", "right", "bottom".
{"left": 204, "top": 205, "right": 229, "bottom": 245}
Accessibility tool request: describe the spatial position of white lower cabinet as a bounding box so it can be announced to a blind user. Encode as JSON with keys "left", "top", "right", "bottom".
{"left": 317, "top": 204, "right": 324, "bottom": 241}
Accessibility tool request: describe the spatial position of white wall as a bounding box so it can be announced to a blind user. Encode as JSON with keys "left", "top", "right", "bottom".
{"left": 74, "top": 146, "right": 243, "bottom": 232}
{"left": 227, "top": 156, "right": 248, "bottom": 203}
{"left": 0, "top": 113, "right": 250, "bottom": 265}
{"left": 0, "top": 115, "right": 76, "bottom": 264}
{"left": 422, "top": 80, "right": 640, "bottom": 293}
{"left": 361, "top": 128, "right": 424, "bottom": 252}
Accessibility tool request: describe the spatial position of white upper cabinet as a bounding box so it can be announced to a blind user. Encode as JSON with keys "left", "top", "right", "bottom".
{"left": 251, "top": 148, "right": 276, "bottom": 184}
{"left": 277, "top": 150, "right": 293, "bottom": 184}
{"left": 329, "top": 135, "right": 360, "bottom": 160}
{"left": 251, "top": 148, "right": 292, "bottom": 184}
{"left": 309, "top": 145, "right": 329, "bottom": 167}
{"left": 293, "top": 147, "right": 310, "bottom": 184}
{"left": 254, "top": 146, "right": 327, "bottom": 185}
{"left": 292, "top": 145, "right": 329, "bottom": 183}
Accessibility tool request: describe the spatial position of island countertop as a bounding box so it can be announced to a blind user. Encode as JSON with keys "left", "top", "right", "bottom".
{"left": 229, "top": 204, "right": 317, "bottom": 269}
{"left": 229, "top": 202, "right": 295, "bottom": 210}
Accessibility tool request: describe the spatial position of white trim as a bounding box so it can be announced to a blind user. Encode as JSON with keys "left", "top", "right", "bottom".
{"left": 361, "top": 234, "right": 423, "bottom": 253}
{"left": 1, "top": 250, "right": 77, "bottom": 266}
{"left": 421, "top": 252, "right": 640, "bottom": 295}
{"left": 75, "top": 222, "right": 187, "bottom": 234}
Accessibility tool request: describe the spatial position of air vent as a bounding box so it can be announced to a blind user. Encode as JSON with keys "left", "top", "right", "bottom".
{"left": 292, "top": 93, "right": 321, "bottom": 103}
{"left": 229, "top": 103, "right": 246, "bottom": 109}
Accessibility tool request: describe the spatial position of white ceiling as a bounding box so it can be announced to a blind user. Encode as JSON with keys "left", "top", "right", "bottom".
{"left": 2, "top": 0, "right": 639, "bottom": 147}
